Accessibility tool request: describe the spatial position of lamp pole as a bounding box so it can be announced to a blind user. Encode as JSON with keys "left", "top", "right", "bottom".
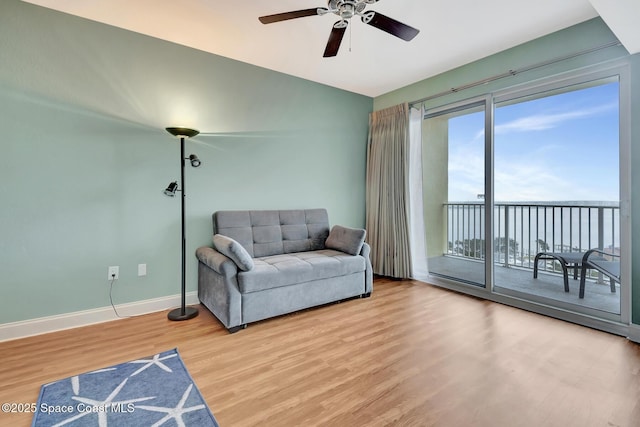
{"left": 166, "top": 127, "right": 200, "bottom": 321}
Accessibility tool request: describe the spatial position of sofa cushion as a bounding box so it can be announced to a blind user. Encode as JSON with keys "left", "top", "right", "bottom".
{"left": 325, "top": 225, "right": 366, "bottom": 256}
{"left": 237, "top": 250, "right": 366, "bottom": 293}
{"left": 213, "top": 234, "right": 254, "bottom": 271}
{"left": 214, "top": 209, "right": 329, "bottom": 258}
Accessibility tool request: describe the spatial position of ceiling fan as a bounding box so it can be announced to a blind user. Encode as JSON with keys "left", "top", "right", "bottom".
{"left": 258, "top": 0, "right": 420, "bottom": 57}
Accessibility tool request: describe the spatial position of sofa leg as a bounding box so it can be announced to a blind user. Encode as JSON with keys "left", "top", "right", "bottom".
{"left": 361, "top": 292, "right": 371, "bottom": 298}
{"left": 227, "top": 324, "right": 247, "bottom": 334}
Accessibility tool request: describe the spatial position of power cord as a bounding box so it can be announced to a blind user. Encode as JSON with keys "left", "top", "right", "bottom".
{"left": 109, "top": 276, "right": 131, "bottom": 319}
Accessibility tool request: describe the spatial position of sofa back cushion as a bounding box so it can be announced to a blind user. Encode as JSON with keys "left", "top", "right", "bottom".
{"left": 213, "top": 209, "right": 329, "bottom": 258}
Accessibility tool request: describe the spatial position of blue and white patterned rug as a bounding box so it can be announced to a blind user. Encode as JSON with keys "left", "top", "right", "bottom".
{"left": 32, "top": 348, "right": 219, "bottom": 427}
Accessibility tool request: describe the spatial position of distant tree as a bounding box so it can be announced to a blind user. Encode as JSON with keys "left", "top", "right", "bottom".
{"left": 494, "top": 237, "right": 519, "bottom": 257}
{"left": 462, "top": 238, "right": 485, "bottom": 259}
{"left": 450, "top": 239, "right": 485, "bottom": 259}
{"left": 453, "top": 240, "right": 461, "bottom": 255}
{"left": 536, "top": 239, "right": 550, "bottom": 252}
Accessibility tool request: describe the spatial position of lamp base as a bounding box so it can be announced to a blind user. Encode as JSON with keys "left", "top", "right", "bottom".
{"left": 167, "top": 306, "right": 199, "bottom": 321}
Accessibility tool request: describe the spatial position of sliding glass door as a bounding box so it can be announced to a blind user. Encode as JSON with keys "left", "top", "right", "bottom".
{"left": 492, "top": 76, "right": 621, "bottom": 317}
{"left": 423, "top": 99, "right": 488, "bottom": 287}
{"left": 418, "top": 63, "right": 629, "bottom": 325}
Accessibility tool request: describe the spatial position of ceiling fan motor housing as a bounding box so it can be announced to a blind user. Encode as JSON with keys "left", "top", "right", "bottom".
{"left": 329, "top": 1, "right": 369, "bottom": 19}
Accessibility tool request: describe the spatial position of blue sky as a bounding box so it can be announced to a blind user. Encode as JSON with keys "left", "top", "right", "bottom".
{"left": 447, "top": 81, "right": 620, "bottom": 202}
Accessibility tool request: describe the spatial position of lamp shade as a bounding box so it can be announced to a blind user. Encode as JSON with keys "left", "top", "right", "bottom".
{"left": 164, "top": 181, "right": 178, "bottom": 196}
{"left": 189, "top": 154, "right": 201, "bottom": 167}
{"left": 166, "top": 127, "right": 199, "bottom": 139}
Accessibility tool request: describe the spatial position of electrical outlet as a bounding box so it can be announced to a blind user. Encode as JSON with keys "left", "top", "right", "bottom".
{"left": 108, "top": 266, "right": 119, "bottom": 280}
{"left": 138, "top": 263, "right": 147, "bottom": 276}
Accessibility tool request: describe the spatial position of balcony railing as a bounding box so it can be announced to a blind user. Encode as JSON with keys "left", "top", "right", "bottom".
{"left": 445, "top": 201, "right": 620, "bottom": 273}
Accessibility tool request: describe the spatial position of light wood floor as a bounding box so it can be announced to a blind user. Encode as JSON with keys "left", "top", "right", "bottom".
{"left": 1, "top": 278, "right": 640, "bottom": 427}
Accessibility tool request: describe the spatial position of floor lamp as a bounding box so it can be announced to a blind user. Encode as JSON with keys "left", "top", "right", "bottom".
{"left": 164, "top": 126, "right": 201, "bottom": 321}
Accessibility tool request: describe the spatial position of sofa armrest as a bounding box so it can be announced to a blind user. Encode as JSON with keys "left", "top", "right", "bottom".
{"left": 360, "top": 242, "right": 373, "bottom": 294}
{"left": 195, "top": 246, "right": 238, "bottom": 277}
{"left": 360, "top": 242, "right": 371, "bottom": 259}
{"left": 196, "top": 246, "right": 243, "bottom": 330}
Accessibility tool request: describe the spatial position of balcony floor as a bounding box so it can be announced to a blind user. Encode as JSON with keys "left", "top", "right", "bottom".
{"left": 427, "top": 256, "right": 620, "bottom": 315}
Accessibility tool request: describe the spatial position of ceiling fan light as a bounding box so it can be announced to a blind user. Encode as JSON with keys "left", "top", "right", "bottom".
{"left": 340, "top": 4, "right": 355, "bottom": 19}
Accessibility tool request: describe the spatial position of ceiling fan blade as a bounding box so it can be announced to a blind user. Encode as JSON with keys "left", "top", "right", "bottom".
{"left": 259, "top": 8, "right": 325, "bottom": 24}
{"left": 323, "top": 22, "right": 347, "bottom": 57}
{"left": 361, "top": 11, "right": 419, "bottom": 41}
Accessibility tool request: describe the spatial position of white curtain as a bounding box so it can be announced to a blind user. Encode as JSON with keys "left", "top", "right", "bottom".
{"left": 365, "top": 103, "right": 412, "bottom": 278}
{"left": 408, "top": 105, "right": 429, "bottom": 280}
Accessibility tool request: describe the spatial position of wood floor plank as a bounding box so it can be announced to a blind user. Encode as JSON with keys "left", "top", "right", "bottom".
{"left": 1, "top": 278, "right": 639, "bottom": 426}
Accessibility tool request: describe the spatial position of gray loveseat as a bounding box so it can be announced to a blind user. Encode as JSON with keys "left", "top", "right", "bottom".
{"left": 195, "top": 209, "right": 372, "bottom": 333}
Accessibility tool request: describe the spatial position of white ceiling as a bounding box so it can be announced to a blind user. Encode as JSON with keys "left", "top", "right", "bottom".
{"left": 20, "top": 0, "right": 639, "bottom": 97}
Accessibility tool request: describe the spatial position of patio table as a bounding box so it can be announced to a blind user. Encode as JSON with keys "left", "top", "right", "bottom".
{"left": 533, "top": 251, "right": 585, "bottom": 293}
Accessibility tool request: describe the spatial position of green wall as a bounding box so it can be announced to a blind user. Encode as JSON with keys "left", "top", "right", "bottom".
{"left": 375, "top": 18, "right": 640, "bottom": 325}
{"left": 375, "top": 18, "right": 627, "bottom": 111}
{"left": 0, "top": 0, "right": 372, "bottom": 324}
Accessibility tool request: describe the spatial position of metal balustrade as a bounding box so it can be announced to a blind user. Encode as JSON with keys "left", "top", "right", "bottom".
{"left": 444, "top": 201, "right": 620, "bottom": 273}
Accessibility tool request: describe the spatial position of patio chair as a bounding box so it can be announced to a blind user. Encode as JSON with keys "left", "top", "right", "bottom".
{"left": 533, "top": 251, "right": 585, "bottom": 292}
{"left": 579, "top": 249, "right": 620, "bottom": 299}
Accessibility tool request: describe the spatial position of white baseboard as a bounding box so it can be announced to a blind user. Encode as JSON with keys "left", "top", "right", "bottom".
{"left": 0, "top": 292, "right": 199, "bottom": 342}
{"left": 628, "top": 324, "right": 640, "bottom": 344}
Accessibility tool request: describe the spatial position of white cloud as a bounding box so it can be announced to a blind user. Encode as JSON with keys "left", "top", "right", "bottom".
{"left": 447, "top": 101, "right": 618, "bottom": 201}
{"left": 494, "top": 102, "right": 617, "bottom": 135}
{"left": 448, "top": 145, "right": 614, "bottom": 202}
